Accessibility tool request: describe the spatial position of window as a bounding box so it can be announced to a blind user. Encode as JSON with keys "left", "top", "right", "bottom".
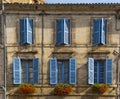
{"left": 56, "top": 18, "right": 70, "bottom": 45}
{"left": 50, "top": 58, "right": 76, "bottom": 84}
{"left": 88, "top": 58, "right": 112, "bottom": 84}
{"left": 92, "top": 18, "right": 107, "bottom": 45}
{"left": 20, "top": 18, "right": 33, "bottom": 44}
{"left": 13, "top": 58, "right": 39, "bottom": 84}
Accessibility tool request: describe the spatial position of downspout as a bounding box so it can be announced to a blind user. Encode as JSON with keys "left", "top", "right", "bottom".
{"left": 1, "top": 0, "right": 7, "bottom": 99}
{"left": 41, "top": 11, "right": 44, "bottom": 94}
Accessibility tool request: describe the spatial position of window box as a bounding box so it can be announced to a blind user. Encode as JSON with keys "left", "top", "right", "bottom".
{"left": 91, "top": 83, "right": 108, "bottom": 94}
{"left": 54, "top": 84, "right": 73, "bottom": 96}
{"left": 17, "top": 84, "right": 36, "bottom": 94}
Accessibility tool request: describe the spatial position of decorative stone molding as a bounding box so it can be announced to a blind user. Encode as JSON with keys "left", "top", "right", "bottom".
{"left": 2, "top": 3, "right": 120, "bottom": 12}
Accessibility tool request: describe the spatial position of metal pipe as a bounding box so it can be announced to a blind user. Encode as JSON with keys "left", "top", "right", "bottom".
{"left": 1, "top": 0, "right": 7, "bottom": 99}
{"left": 41, "top": 11, "right": 44, "bottom": 95}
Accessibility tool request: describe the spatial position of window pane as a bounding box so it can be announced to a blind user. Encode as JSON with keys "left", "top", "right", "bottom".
{"left": 94, "top": 60, "right": 105, "bottom": 83}
{"left": 21, "top": 60, "right": 33, "bottom": 83}
{"left": 58, "top": 60, "right": 69, "bottom": 84}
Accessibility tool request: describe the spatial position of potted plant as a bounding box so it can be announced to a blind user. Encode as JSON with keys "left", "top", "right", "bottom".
{"left": 91, "top": 83, "right": 108, "bottom": 94}
{"left": 54, "top": 84, "right": 73, "bottom": 96}
{"left": 17, "top": 84, "right": 36, "bottom": 94}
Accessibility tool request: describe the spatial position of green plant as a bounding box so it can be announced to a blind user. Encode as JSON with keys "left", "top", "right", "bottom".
{"left": 54, "top": 84, "right": 73, "bottom": 96}
{"left": 91, "top": 83, "right": 108, "bottom": 94}
{"left": 17, "top": 84, "right": 36, "bottom": 94}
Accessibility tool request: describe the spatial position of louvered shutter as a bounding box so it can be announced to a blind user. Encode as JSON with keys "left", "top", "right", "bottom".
{"left": 93, "top": 19, "right": 101, "bottom": 45}
{"left": 69, "top": 58, "right": 76, "bottom": 84}
{"left": 101, "top": 18, "right": 107, "bottom": 44}
{"left": 20, "top": 18, "right": 26, "bottom": 44}
{"left": 27, "top": 18, "right": 33, "bottom": 44}
{"left": 64, "top": 19, "right": 70, "bottom": 44}
{"left": 33, "top": 58, "right": 39, "bottom": 84}
{"left": 56, "top": 19, "right": 64, "bottom": 44}
{"left": 88, "top": 58, "right": 94, "bottom": 84}
{"left": 105, "top": 58, "right": 112, "bottom": 84}
{"left": 50, "top": 58, "right": 58, "bottom": 84}
{"left": 13, "top": 58, "right": 22, "bottom": 84}
{"left": 20, "top": 18, "right": 33, "bottom": 44}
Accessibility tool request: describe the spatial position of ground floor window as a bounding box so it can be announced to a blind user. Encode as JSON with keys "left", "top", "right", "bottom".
{"left": 13, "top": 57, "right": 39, "bottom": 84}
{"left": 88, "top": 58, "right": 112, "bottom": 84}
{"left": 50, "top": 58, "right": 76, "bottom": 84}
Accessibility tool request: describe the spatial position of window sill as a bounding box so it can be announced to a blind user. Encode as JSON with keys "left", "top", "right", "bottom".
{"left": 88, "top": 50, "right": 110, "bottom": 54}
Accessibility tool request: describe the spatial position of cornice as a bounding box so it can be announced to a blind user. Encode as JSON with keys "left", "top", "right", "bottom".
{"left": 1, "top": 3, "right": 120, "bottom": 12}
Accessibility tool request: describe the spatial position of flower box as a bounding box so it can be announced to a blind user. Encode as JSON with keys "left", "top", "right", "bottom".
{"left": 54, "top": 84, "right": 73, "bottom": 96}
{"left": 91, "top": 83, "right": 108, "bottom": 94}
{"left": 17, "top": 84, "right": 36, "bottom": 94}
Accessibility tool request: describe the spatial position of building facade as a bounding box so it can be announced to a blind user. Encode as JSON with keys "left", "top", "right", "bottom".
{"left": 1, "top": 2, "right": 120, "bottom": 99}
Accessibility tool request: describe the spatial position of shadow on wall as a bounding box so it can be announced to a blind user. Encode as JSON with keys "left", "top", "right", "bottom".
{"left": 77, "top": 64, "right": 88, "bottom": 85}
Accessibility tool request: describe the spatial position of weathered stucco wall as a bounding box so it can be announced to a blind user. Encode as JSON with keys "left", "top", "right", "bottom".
{"left": 5, "top": 11, "right": 120, "bottom": 99}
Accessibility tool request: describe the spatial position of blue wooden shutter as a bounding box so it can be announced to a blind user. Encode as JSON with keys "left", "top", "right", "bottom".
{"left": 33, "top": 58, "right": 39, "bottom": 84}
{"left": 93, "top": 19, "right": 101, "bottom": 45}
{"left": 101, "top": 18, "right": 107, "bottom": 44}
{"left": 105, "top": 58, "right": 112, "bottom": 84}
{"left": 13, "top": 58, "right": 21, "bottom": 84}
{"left": 50, "top": 58, "right": 58, "bottom": 84}
{"left": 64, "top": 19, "right": 70, "bottom": 44}
{"left": 88, "top": 58, "right": 94, "bottom": 84}
{"left": 26, "top": 18, "right": 33, "bottom": 44}
{"left": 56, "top": 19, "right": 64, "bottom": 44}
{"left": 20, "top": 18, "right": 26, "bottom": 44}
{"left": 69, "top": 58, "right": 76, "bottom": 84}
{"left": 20, "top": 18, "right": 33, "bottom": 44}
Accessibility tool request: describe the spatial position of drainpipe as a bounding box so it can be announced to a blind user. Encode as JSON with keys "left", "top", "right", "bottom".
{"left": 1, "top": 0, "right": 7, "bottom": 99}
{"left": 41, "top": 11, "right": 44, "bottom": 94}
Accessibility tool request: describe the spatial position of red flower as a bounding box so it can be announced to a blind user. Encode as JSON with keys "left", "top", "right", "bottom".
{"left": 92, "top": 84, "right": 108, "bottom": 94}
{"left": 54, "top": 84, "right": 73, "bottom": 96}
{"left": 17, "top": 84, "right": 35, "bottom": 94}
{"left": 99, "top": 84, "right": 108, "bottom": 94}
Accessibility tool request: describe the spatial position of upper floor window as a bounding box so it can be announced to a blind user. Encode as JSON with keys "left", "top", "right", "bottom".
{"left": 50, "top": 58, "right": 76, "bottom": 84}
{"left": 13, "top": 58, "right": 39, "bottom": 84}
{"left": 92, "top": 18, "right": 107, "bottom": 45}
{"left": 20, "top": 18, "right": 33, "bottom": 44}
{"left": 88, "top": 58, "right": 112, "bottom": 84}
{"left": 56, "top": 18, "right": 70, "bottom": 45}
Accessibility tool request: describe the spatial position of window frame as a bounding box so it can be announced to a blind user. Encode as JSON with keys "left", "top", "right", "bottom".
{"left": 50, "top": 58, "right": 76, "bottom": 85}
{"left": 13, "top": 57, "right": 39, "bottom": 84}
{"left": 91, "top": 17, "right": 108, "bottom": 45}
{"left": 55, "top": 18, "right": 71, "bottom": 46}
{"left": 19, "top": 17, "right": 34, "bottom": 45}
{"left": 88, "top": 58, "right": 112, "bottom": 84}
